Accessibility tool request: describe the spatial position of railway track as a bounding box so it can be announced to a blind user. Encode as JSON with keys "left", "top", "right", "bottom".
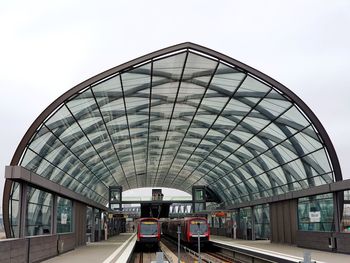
{"left": 161, "top": 235, "right": 239, "bottom": 263}
{"left": 131, "top": 236, "right": 242, "bottom": 263}
{"left": 131, "top": 242, "right": 173, "bottom": 263}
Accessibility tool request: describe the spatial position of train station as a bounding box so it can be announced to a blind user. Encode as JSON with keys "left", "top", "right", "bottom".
{"left": 1, "top": 42, "right": 350, "bottom": 262}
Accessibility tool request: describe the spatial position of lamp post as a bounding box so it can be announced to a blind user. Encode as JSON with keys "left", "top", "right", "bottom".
{"left": 177, "top": 224, "right": 181, "bottom": 263}
{"left": 197, "top": 222, "right": 201, "bottom": 263}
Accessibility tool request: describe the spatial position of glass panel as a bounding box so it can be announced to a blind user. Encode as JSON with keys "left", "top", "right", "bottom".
{"left": 240, "top": 75, "right": 271, "bottom": 93}
{"left": 195, "top": 189, "right": 205, "bottom": 201}
{"left": 341, "top": 190, "right": 350, "bottom": 232}
{"left": 9, "top": 182, "right": 20, "bottom": 238}
{"left": 298, "top": 193, "right": 334, "bottom": 232}
{"left": 210, "top": 63, "right": 245, "bottom": 94}
{"left": 17, "top": 47, "right": 336, "bottom": 207}
{"left": 239, "top": 207, "right": 253, "bottom": 240}
{"left": 86, "top": 206, "right": 93, "bottom": 241}
{"left": 254, "top": 204, "right": 270, "bottom": 240}
{"left": 26, "top": 186, "right": 53, "bottom": 236}
{"left": 57, "top": 196, "right": 73, "bottom": 233}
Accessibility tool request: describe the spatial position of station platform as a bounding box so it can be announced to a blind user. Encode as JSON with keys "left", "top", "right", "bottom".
{"left": 211, "top": 235, "right": 350, "bottom": 263}
{"left": 43, "top": 233, "right": 136, "bottom": 263}
{"left": 40, "top": 233, "right": 350, "bottom": 263}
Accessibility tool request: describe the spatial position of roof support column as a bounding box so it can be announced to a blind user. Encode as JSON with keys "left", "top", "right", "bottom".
{"left": 19, "top": 182, "right": 27, "bottom": 238}
{"left": 333, "top": 191, "right": 343, "bottom": 233}
{"left": 251, "top": 206, "right": 256, "bottom": 241}
{"left": 51, "top": 194, "right": 57, "bottom": 235}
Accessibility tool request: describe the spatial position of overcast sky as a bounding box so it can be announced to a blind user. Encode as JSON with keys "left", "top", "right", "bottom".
{"left": 1, "top": 0, "right": 349, "bottom": 208}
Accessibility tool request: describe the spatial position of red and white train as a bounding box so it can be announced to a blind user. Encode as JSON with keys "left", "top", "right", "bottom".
{"left": 162, "top": 217, "right": 210, "bottom": 244}
{"left": 135, "top": 217, "right": 161, "bottom": 244}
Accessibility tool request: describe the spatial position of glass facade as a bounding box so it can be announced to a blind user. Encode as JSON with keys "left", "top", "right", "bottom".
{"left": 195, "top": 189, "right": 204, "bottom": 201}
{"left": 94, "top": 209, "right": 101, "bottom": 241}
{"left": 298, "top": 193, "right": 334, "bottom": 232}
{"left": 86, "top": 206, "right": 93, "bottom": 241}
{"left": 9, "top": 182, "right": 20, "bottom": 237}
{"left": 194, "top": 203, "right": 205, "bottom": 212}
{"left": 56, "top": 196, "right": 73, "bottom": 233}
{"left": 15, "top": 45, "right": 336, "bottom": 208}
{"left": 254, "top": 204, "right": 270, "bottom": 239}
{"left": 341, "top": 190, "right": 350, "bottom": 232}
{"left": 26, "top": 186, "right": 53, "bottom": 236}
{"left": 239, "top": 207, "right": 253, "bottom": 239}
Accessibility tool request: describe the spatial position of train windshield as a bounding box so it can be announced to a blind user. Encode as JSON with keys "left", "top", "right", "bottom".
{"left": 189, "top": 220, "right": 208, "bottom": 234}
{"left": 140, "top": 221, "right": 158, "bottom": 235}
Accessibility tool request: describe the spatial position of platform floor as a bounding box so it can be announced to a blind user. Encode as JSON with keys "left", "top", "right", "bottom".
{"left": 43, "top": 233, "right": 135, "bottom": 263}
{"left": 41, "top": 234, "right": 350, "bottom": 263}
{"left": 211, "top": 235, "right": 350, "bottom": 263}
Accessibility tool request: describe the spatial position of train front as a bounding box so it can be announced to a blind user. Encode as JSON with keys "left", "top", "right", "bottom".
{"left": 137, "top": 218, "right": 160, "bottom": 244}
{"left": 187, "top": 217, "right": 210, "bottom": 244}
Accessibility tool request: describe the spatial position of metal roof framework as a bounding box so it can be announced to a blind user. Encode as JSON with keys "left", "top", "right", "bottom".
{"left": 3, "top": 43, "right": 342, "bottom": 210}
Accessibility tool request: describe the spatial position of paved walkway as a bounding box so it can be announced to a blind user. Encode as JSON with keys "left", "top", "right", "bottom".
{"left": 211, "top": 235, "right": 350, "bottom": 263}
{"left": 43, "top": 233, "right": 135, "bottom": 263}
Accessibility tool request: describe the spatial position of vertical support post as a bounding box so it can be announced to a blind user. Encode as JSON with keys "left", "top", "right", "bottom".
{"left": 19, "top": 183, "right": 27, "bottom": 238}
{"left": 333, "top": 192, "right": 341, "bottom": 233}
{"left": 177, "top": 224, "right": 181, "bottom": 263}
{"left": 97, "top": 209, "right": 101, "bottom": 242}
{"left": 52, "top": 194, "right": 57, "bottom": 235}
{"left": 72, "top": 200, "right": 76, "bottom": 234}
{"left": 237, "top": 208, "right": 241, "bottom": 240}
{"left": 252, "top": 206, "right": 256, "bottom": 241}
{"left": 91, "top": 208, "right": 96, "bottom": 242}
{"left": 332, "top": 191, "right": 342, "bottom": 251}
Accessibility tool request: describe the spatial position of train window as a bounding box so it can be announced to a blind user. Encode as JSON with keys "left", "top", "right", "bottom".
{"left": 140, "top": 221, "right": 158, "bottom": 235}
{"left": 190, "top": 220, "right": 208, "bottom": 234}
{"left": 191, "top": 221, "right": 205, "bottom": 224}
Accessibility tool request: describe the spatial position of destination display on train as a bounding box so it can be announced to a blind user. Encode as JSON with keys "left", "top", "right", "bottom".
{"left": 142, "top": 221, "right": 157, "bottom": 224}
{"left": 191, "top": 221, "right": 205, "bottom": 224}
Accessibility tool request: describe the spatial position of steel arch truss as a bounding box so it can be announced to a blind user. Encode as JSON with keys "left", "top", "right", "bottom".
{"left": 7, "top": 43, "right": 341, "bottom": 207}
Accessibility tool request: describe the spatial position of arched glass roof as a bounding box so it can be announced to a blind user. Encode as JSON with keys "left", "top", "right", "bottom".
{"left": 12, "top": 43, "right": 341, "bottom": 207}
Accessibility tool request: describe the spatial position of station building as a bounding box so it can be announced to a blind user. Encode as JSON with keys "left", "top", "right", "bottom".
{"left": 2, "top": 43, "right": 350, "bottom": 261}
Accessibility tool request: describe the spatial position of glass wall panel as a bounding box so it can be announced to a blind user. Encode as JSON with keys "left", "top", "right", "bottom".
{"left": 56, "top": 196, "right": 73, "bottom": 233}
{"left": 26, "top": 186, "right": 53, "bottom": 236}
{"left": 9, "top": 182, "right": 20, "bottom": 237}
{"left": 254, "top": 204, "right": 270, "bottom": 240}
{"left": 239, "top": 207, "right": 252, "bottom": 240}
{"left": 298, "top": 193, "right": 334, "bottom": 232}
{"left": 86, "top": 206, "right": 93, "bottom": 242}
{"left": 195, "top": 189, "right": 204, "bottom": 201}
{"left": 341, "top": 190, "right": 350, "bottom": 232}
{"left": 213, "top": 215, "right": 220, "bottom": 228}
{"left": 94, "top": 209, "right": 101, "bottom": 241}
{"left": 194, "top": 203, "right": 205, "bottom": 212}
